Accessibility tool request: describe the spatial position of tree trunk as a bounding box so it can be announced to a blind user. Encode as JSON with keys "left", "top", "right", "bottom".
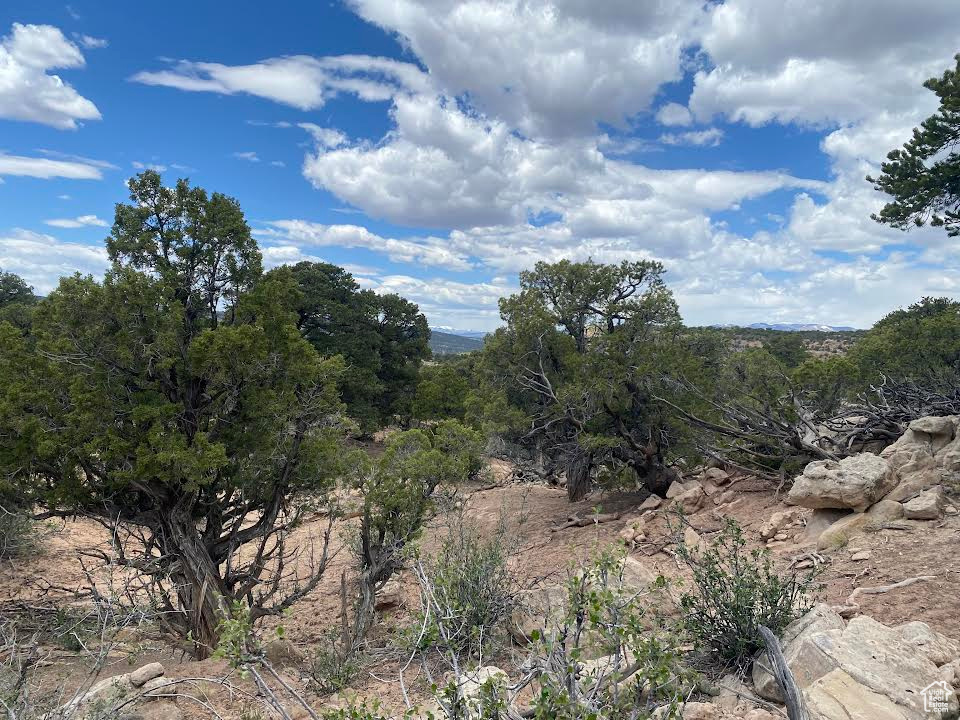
{"left": 566, "top": 453, "right": 593, "bottom": 502}
{"left": 638, "top": 461, "right": 677, "bottom": 498}
{"left": 163, "top": 509, "right": 229, "bottom": 658}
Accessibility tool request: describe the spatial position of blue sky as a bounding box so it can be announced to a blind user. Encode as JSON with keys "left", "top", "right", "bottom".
{"left": 1, "top": 1, "right": 959, "bottom": 331}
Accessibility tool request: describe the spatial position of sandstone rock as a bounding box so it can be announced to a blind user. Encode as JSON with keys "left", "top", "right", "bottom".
{"left": 704, "top": 467, "right": 730, "bottom": 484}
{"left": 714, "top": 672, "right": 758, "bottom": 713}
{"left": 803, "top": 508, "right": 852, "bottom": 543}
{"left": 510, "top": 585, "right": 566, "bottom": 644}
{"left": 850, "top": 551, "right": 872, "bottom": 561}
{"left": 754, "top": 604, "right": 847, "bottom": 701}
{"left": 437, "top": 667, "right": 508, "bottom": 719}
{"left": 673, "top": 485, "right": 706, "bottom": 513}
{"left": 681, "top": 527, "right": 706, "bottom": 557}
{"left": 701, "top": 480, "right": 721, "bottom": 497}
{"left": 621, "top": 555, "right": 659, "bottom": 591}
{"left": 789, "top": 454, "right": 898, "bottom": 512}
{"left": 816, "top": 499, "right": 903, "bottom": 550}
{"left": 897, "top": 621, "right": 960, "bottom": 666}
{"left": 375, "top": 579, "right": 403, "bottom": 610}
{"left": 639, "top": 494, "right": 663, "bottom": 512}
{"left": 140, "top": 676, "right": 177, "bottom": 698}
{"left": 129, "top": 662, "right": 165, "bottom": 688}
{"left": 667, "top": 480, "right": 700, "bottom": 498}
{"left": 910, "top": 416, "right": 957, "bottom": 438}
{"left": 805, "top": 668, "right": 914, "bottom": 720}
{"left": 881, "top": 417, "right": 959, "bottom": 492}
{"left": 759, "top": 508, "right": 804, "bottom": 540}
{"left": 806, "top": 615, "right": 959, "bottom": 718}
{"left": 457, "top": 666, "right": 507, "bottom": 698}
{"left": 903, "top": 487, "right": 945, "bottom": 520}
{"left": 743, "top": 711, "right": 777, "bottom": 720}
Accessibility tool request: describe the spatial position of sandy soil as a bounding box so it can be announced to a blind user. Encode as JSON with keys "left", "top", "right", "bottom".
{"left": 2, "top": 461, "right": 958, "bottom": 718}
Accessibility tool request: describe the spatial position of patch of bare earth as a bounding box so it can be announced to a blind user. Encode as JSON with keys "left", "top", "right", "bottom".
{"left": 2, "top": 460, "right": 958, "bottom": 717}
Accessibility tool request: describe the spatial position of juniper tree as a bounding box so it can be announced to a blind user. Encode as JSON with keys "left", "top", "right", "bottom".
{"left": 0, "top": 172, "right": 348, "bottom": 656}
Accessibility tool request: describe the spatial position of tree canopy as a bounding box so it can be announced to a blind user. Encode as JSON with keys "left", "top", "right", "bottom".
{"left": 275, "top": 261, "right": 430, "bottom": 431}
{"left": 0, "top": 172, "right": 348, "bottom": 655}
{"left": 478, "top": 259, "right": 710, "bottom": 499}
{"left": 869, "top": 54, "right": 960, "bottom": 236}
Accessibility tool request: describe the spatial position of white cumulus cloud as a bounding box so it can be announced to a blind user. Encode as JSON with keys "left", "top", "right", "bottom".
{"left": 0, "top": 22, "right": 101, "bottom": 129}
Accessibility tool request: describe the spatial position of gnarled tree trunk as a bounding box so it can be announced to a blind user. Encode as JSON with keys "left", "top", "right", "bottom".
{"left": 566, "top": 452, "right": 593, "bottom": 502}
{"left": 161, "top": 509, "right": 229, "bottom": 658}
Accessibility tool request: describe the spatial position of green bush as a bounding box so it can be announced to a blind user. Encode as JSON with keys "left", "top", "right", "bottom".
{"left": 305, "top": 629, "right": 360, "bottom": 695}
{"left": 676, "top": 518, "right": 820, "bottom": 664}
{"left": 528, "top": 549, "right": 686, "bottom": 719}
{"left": 415, "top": 517, "right": 517, "bottom": 658}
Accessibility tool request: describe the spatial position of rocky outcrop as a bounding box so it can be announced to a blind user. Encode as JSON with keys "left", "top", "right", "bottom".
{"left": 882, "top": 416, "right": 959, "bottom": 505}
{"left": 753, "top": 606, "right": 960, "bottom": 719}
{"left": 753, "top": 604, "right": 847, "bottom": 701}
{"left": 788, "top": 454, "right": 898, "bottom": 512}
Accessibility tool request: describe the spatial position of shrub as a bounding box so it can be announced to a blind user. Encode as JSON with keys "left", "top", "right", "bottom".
{"left": 527, "top": 550, "right": 687, "bottom": 720}
{"left": 414, "top": 516, "right": 517, "bottom": 659}
{"left": 0, "top": 507, "right": 36, "bottom": 559}
{"left": 676, "top": 518, "right": 820, "bottom": 664}
{"left": 305, "top": 629, "right": 359, "bottom": 695}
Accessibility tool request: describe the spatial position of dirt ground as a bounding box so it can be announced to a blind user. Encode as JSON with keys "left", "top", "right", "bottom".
{"left": 3, "top": 459, "right": 959, "bottom": 718}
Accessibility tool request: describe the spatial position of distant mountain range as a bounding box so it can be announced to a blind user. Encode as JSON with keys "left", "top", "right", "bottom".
{"left": 429, "top": 329, "right": 485, "bottom": 354}
{"left": 716, "top": 322, "right": 858, "bottom": 332}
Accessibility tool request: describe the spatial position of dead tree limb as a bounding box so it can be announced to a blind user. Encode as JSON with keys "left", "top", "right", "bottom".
{"left": 759, "top": 625, "right": 808, "bottom": 720}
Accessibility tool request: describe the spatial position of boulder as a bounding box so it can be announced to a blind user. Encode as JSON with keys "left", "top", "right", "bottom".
{"left": 789, "top": 454, "right": 898, "bottom": 512}
{"left": 759, "top": 508, "right": 805, "bottom": 540}
{"left": 673, "top": 485, "right": 706, "bottom": 514}
{"left": 897, "top": 621, "right": 960, "bottom": 666}
{"left": 805, "top": 668, "right": 913, "bottom": 720}
{"left": 667, "top": 480, "right": 700, "bottom": 498}
{"left": 802, "top": 508, "right": 853, "bottom": 544}
{"left": 704, "top": 468, "right": 731, "bottom": 484}
{"left": 882, "top": 417, "right": 959, "bottom": 492}
{"left": 903, "top": 487, "right": 945, "bottom": 520}
{"left": 803, "top": 616, "right": 959, "bottom": 719}
{"left": 129, "top": 662, "right": 165, "bottom": 688}
{"left": 639, "top": 494, "right": 663, "bottom": 512}
{"left": 753, "top": 604, "right": 846, "bottom": 702}
{"left": 816, "top": 499, "right": 903, "bottom": 551}
{"left": 621, "top": 555, "right": 659, "bottom": 591}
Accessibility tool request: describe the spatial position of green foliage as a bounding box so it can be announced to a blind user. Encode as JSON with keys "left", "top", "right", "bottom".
{"left": 529, "top": 550, "right": 686, "bottom": 719}
{"left": 676, "top": 518, "right": 820, "bottom": 664}
{"left": 412, "top": 360, "right": 473, "bottom": 421}
{"left": 869, "top": 54, "right": 960, "bottom": 236}
{"left": 277, "top": 261, "right": 430, "bottom": 430}
{"left": 848, "top": 296, "right": 960, "bottom": 383}
{"left": 0, "top": 269, "right": 35, "bottom": 309}
{"left": 762, "top": 333, "right": 809, "bottom": 368}
{"left": 415, "top": 517, "right": 516, "bottom": 658}
{"left": 350, "top": 420, "right": 485, "bottom": 646}
{"left": 480, "top": 258, "right": 713, "bottom": 499}
{"left": 0, "top": 270, "right": 36, "bottom": 330}
{"left": 306, "top": 629, "right": 361, "bottom": 695}
{"left": 0, "top": 172, "right": 349, "bottom": 653}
